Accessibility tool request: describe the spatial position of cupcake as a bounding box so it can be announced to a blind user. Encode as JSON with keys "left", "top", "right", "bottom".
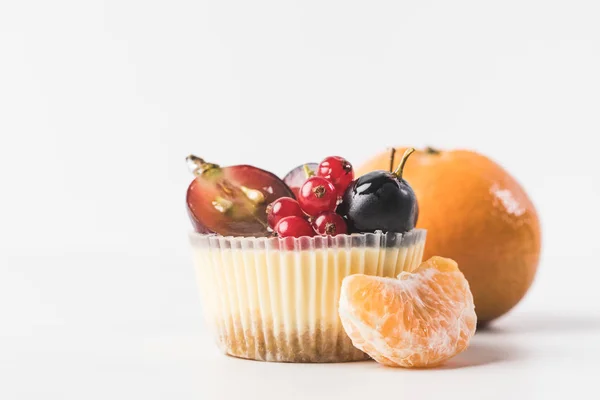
{"left": 186, "top": 150, "right": 426, "bottom": 362}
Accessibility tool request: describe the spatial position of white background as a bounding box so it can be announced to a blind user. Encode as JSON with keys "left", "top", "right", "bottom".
{"left": 1, "top": 1, "right": 600, "bottom": 399}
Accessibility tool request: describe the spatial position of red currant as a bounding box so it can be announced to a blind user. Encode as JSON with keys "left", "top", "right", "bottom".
{"left": 297, "top": 176, "right": 338, "bottom": 217}
{"left": 274, "top": 216, "right": 315, "bottom": 238}
{"left": 317, "top": 156, "right": 354, "bottom": 196}
{"left": 266, "top": 197, "right": 304, "bottom": 229}
{"left": 312, "top": 212, "right": 348, "bottom": 236}
{"left": 282, "top": 163, "right": 318, "bottom": 198}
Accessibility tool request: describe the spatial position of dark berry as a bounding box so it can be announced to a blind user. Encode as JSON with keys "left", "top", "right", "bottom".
{"left": 337, "top": 149, "right": 418, "bottom": 234}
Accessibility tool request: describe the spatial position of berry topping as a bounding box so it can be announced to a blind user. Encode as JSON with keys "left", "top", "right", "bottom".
{"left": 282, "top": 163, "right": 318, "bottom": 198}
{"left": 266, "top": 197, "right": 304, "bottom": 229}
{"left": 312, "top": 212, "right": 348, "bottom": 236}
{"left": 317, "top": 156, "right": 354, "bottom": 196}
{"left": 186, "top": 155, "right": 294, "bottom": 237}
{"left": 274, "top": 216, "right": 315, "bottom": 238}
{"left": 337, "top": 148, "right": 418, "bottom": 234}
{"left": 297, "top": 176, "right": 338, "bottom": 217}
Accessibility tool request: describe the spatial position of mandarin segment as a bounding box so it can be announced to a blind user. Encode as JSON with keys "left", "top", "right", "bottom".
{"left": 339, "top": 256, "right": 477, "bottom": 368}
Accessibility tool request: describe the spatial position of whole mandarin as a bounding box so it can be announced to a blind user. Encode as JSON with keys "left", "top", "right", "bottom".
{"left": 356, "top": 147, "right": 541, "bottom": 324}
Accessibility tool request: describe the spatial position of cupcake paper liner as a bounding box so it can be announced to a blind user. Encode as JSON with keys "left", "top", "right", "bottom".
{"left": 190, "top": 230, "right": 426, "bottom": 362}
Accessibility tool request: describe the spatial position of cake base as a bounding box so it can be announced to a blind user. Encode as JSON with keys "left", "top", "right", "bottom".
{"left": 216, "top": 322, "right": 369, "bottom": 363}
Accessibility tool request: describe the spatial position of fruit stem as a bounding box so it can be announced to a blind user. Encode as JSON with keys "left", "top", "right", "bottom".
{"left": 313, "top": 185, "right": 326, "bottom": 198}
{"left": 303, "top": 164, "right": 315, "bottom": 178}
{"left": 186, "top": 154, "right": 220, "bottom": 176}
{"left": 392, "top": 148, "right": 415, "bottom": 180}
{"left": 425, "top": 146, "right": 440, "bottom": 155}
{"left": 388, "top": 147, "right": 396, "bottom": 173}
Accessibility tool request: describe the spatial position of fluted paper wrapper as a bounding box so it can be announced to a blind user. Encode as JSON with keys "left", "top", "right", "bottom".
{"left": 190, "top": 229, "right": 426, "bottom": 363}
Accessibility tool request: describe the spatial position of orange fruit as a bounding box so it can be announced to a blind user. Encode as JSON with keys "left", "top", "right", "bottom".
{"left": 339, "top": 256, "right": 476, "bottom": 368}
{"left": 357, "top": 147, "right": 541, "bottom": 324}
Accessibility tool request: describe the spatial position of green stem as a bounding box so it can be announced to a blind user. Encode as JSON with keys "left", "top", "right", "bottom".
{"left": 392, "top": 148, "right": 415, "bottom": 180}
{"left": 303, "top": 164, "right": 315, "bottom": 178}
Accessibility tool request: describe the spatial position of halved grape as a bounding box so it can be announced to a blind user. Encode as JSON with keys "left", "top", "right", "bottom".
{"left": 186, "top": 207, "right": 213, "bottom": 234}
{"left": 186, "top": 156, "right": 294, "bottom": 237}
{"left": 282, "top": 163, "right": 318, "bottom": 198}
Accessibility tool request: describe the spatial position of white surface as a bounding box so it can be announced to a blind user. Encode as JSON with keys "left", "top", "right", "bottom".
{"left": 2, "top": 249, "right": 599, "bottom": 400}
{"left": 2, "top": 0, "right": 600, "bottom": 399}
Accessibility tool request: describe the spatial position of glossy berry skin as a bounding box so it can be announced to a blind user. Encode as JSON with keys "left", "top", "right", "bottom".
{"left": 317, "top": 156, "right": 354, "bottom": 196}
{"left": 337, "top": 171, "right": 418, "bottom": 234}
{"left": 297, "top": 176, "right": 338, "bottom": 217}
{"left": 266, "top": 197, "right": 304, "bottom": 228}
{"left": 283, "top": 163, "right": 318, "bottom": 198}
{"left": 312, "top": 212, "right": 347, "bottom": 236}
{"left": 274, "top": 216, "right": 315, "bottom": 238}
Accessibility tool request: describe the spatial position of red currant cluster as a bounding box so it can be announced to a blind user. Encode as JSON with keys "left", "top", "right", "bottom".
{"left": 267, "top": 156, "right": 355, "bottom": 238}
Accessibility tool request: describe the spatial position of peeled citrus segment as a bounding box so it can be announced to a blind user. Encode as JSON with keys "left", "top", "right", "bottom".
{"left": 339, "top": 256, "right": 477, "bottom": 368}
